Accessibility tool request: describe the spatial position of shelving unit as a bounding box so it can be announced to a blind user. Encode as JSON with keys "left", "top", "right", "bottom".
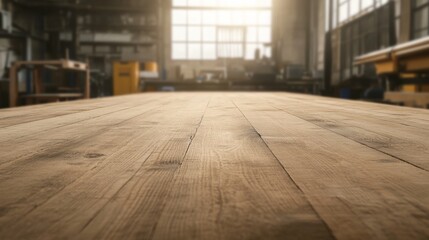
{"left": 71, "top": 4, "right": 160, "bottom": 62}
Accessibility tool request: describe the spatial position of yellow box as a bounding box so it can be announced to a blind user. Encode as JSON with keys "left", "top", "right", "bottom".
{"left": 144, "top": 61, "right": 158, "bottom": 72}
{"left": 402, "top": 84, "right": 418, "bottom": 93}
{"left": 113, "top": 61, "right": 140, "bottom": 96}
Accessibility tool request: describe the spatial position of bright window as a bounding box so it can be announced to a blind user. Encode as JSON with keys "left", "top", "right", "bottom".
{"left": 171, "top": 0, "right": 272, "bottom": 60}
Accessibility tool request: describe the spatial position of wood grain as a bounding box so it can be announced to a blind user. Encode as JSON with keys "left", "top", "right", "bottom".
{"left": 0, "top": 92, "right": 428, "bottom": 240}
{"left": 150, "top": 94, "right": 333, "bottom": 240}
{"left": 262, "top": 93, "right": 429, "bottom": 171}
{"left": 231, "top": 93, "right": 429, "bottom": 240}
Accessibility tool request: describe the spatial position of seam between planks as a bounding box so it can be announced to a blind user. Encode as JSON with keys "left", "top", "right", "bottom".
{"left": 229, "top": 95, "right": 337, "bottom": 240}
{"left": 147, "top": 95, "right": 212, "bottom": 240}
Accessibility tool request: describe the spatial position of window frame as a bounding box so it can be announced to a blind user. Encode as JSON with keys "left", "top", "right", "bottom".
{"left": 412, "top": 0, "right": 429, "bottom": 40}
{"left": 340, "top": 1, "right": 396, "bottom": 80}
{"left": 333, "top": 0, "right": 391, "bottom": 27}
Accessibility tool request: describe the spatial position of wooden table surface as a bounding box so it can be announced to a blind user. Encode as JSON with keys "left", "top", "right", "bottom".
{"left": 0, "top": 92, "right": 428, "bottom": 240}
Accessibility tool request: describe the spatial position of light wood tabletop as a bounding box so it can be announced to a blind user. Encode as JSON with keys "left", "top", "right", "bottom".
{"left": 0, "top": 92, "right": 428, "bottom": 240}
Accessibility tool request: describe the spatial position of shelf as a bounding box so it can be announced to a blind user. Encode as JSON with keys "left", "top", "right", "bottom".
{"left": 22, "top": 93, "right": 84, "bottom": 99}
{"left": 62, "top": 40, "right": 155, "bottom": 47}
{"left": 78, "top": 41, "right": 155, "bottom": 47}
{"left": 15, "top": 2, "right": 157, "bottom": 14}
{"left": 79, "top": 25, "right": 158, "bottom": 32}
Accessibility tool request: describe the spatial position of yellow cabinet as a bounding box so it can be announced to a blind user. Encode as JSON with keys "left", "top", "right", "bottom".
{"left": 113, "top": 61, "right": 140, "bottom": 96}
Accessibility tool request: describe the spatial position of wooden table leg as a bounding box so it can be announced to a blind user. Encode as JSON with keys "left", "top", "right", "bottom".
{"left": 85, "top": 67, "right": 90, "bottom": 99}
{"left": 9, "top": 66, "right": 18, "bottom": 107}
{"left": 34, "top": 67, "right": 43, "bottom": 94}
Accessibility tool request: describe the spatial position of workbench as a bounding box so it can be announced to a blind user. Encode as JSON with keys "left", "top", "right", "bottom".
{"left": 9, "top": 59, "right": 90, "bottom": 107}
{"left": 0, "top": 93, "right": 428, "bottom": 239}
{"left": 142, "top": 79, "right": 322, "bottom": 94}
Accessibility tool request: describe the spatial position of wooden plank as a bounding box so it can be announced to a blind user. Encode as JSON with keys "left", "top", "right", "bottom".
{"left": 149, "top": 94, "right": 333, "bottom": 240}
{"left": 0, "top": 94, "right": 180, "bottom": 174}
{"left": 261, "top": 93, "right": 429, "bottom": 171}
{"left": 62, "top": 60, "right": 88, "bottom": 71}
{"left": 0, "top": 94, "right": 145, "bottom": 127}
{"left": 269, "top": 93, "right": 429, "bottom": 128}
{"left": 231, "top": 93, "right": 429, "bottom": 239}
{"left": 75, "top": 96, "right": 211, "bottom": 239}
{"left": 0, "top": 93, "right": 209, "bottom": 239}
{"left": 0, "top": 94, "right": 191, "bottom": 233}
{"left": 14, "top": 60, "right": 88, "bottom": 72}
{"left": 0, "top": 94, "right": 182, "bottom": 221}
{"left": 0, "top": 94, "right": 161, "bottom": 144}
